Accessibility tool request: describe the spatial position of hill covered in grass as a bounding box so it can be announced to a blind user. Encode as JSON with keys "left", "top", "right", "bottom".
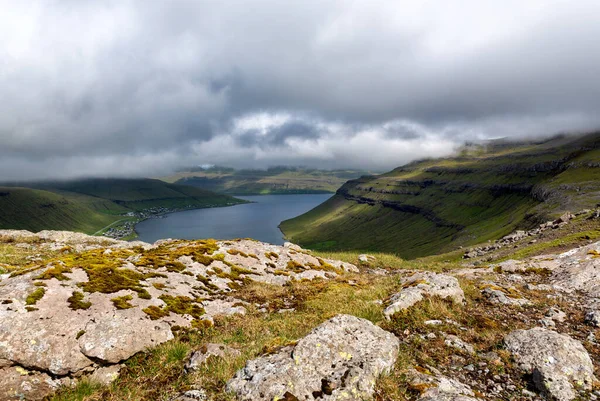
{"left": 0, "top": 187, "right": 122, "bottom": 233}
{"left": 0, "top": 178, "right": 245, "bottom": 235}
{"left": 280, "top": 132, "right": 600, "bottom": 259}
{"left": 162, "top": 166, "right": 373, "bottom": 195}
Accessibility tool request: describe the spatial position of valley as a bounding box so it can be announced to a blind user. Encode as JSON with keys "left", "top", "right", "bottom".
{"left": 162, "top": 166, "right": 374, "bottom": 195}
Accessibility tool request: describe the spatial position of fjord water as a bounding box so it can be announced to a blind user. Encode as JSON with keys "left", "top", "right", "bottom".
{"left": 135, "top": 194, "right": 332, "bottom": 244}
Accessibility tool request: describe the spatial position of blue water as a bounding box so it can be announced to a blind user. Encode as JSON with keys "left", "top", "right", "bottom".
{"left": 135, "top": 194, "right": 331, "bottom": 244}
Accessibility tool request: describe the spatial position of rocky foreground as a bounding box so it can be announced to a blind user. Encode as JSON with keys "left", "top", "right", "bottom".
{"left": 1, "top": 229, "right": 600, "bottom": 400}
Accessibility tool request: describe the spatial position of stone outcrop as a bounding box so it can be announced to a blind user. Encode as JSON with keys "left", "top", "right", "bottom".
{"left": 504, "top": 327, "right": 596, "bottom": 400}
{"left": 0, "top": 230, "right": 357, "bottom": 401}
{"left": 226, "top": 314, "right": 399, "bottom": 401}
{"left": 384, "top": 272, "right": 464, "bottom": 319}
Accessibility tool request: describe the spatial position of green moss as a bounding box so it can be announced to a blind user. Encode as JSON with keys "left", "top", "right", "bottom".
{"left": 137, "top": 288, "right": 152, "bottom": 300}
{"left": 25, "top": 306, "right": 38, "bottom": 312}
{"left": 273, "top": 269, "right": 291, "bottom": 276}
{"left": 143, "top": 295, "right": 205, "bottom": 320}
{"left": 286, "top": 260, "right": 305, "bottom": 273}
{"left": 196, "top": 274, "right": 219, "bottom": 292}
{"left": 25, "top": 287, "right": 45, "bottom": 305}
{"left": 33, "top": 281, "right": 47, "bottom": 287}
{"left": 152, "top": 282, "right": 167, "bottom": 290}
{"left": 68, "top": 291, "right": 92, "bottom": 310}
{"left": 76, "top": 330, "right": 86, "bottom": 339}
{"left": 159, "top": 295, "right": 205, "bottom": 319}
{"left": 36, "top": 264, "right": 72, "bottom": 281}
{"left": 143, "top": 305, "right": 170, "bottom": 320}
{"left": 135, "top": 240, "right": 219, "bottom": 270}
{"left": 265, "top": 251, "right": 279, "bottom": 260}
{"left": 111, "top": 295, "right": 134, "bottom": 310}
{"left": 227, "top": 249, "right": 249, "bottom": 257}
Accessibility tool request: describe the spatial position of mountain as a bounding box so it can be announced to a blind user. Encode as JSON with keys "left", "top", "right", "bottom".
{"left": 280, "top": 132, "right": 600, "bottom": 259}
{"left": 0, "top": 178, "right": 245, "bottom": 235}
{"left": 161, "top": 166, "right": 374, "bottom": 195}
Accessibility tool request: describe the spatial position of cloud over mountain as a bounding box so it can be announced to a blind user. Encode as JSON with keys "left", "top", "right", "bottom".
{"left": 2, "top": 1, "right": 600, "bottom": 180}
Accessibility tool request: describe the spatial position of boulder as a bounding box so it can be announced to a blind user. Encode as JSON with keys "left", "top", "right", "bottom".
{"left": 226, "top": 314, "right": 399, "bottom": 401}
{"left": 78, "top": 312, "right": 174, "bottom": 364}
{"left": 504, "top": 327, "right": 595, "bottom": 400}
{"left": 384, "top": 273, "right": 464, "bottom": 319}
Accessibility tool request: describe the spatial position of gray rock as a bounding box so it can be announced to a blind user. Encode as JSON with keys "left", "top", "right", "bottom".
{"left": 0, "top": 366, "right": 62, "bottom": 401}
{"left": 358, "top": 254, "right": 376, "bottom": 263}
{"left": 226, "top": 314, "right": 399, "bottom": 401}
{"left": 481, "top": 286, "right": 531, "bottom": 307}
{"left": 505, "top": 327, "right": 596, "bottom": 400}
{"left": 186, "top": 343, "right": 241, "bottom": 371}
{"left": 171, "top": 389, "right": 209, "bottom": 401}
{"left": 88, "top": 364, "right": 122, "bottom": 385}
{"left": 0, "top": 230, "right": 359, "bottom": 399}
{"left": 545, "top": 308, "right": 567, "bottom": 322}
{"left": 444, "top": 335, "right": 475, "bottom": 354}
{"left": 407, "top": 368, "right": 477, "bottom": 401}
{"left": 585, "top": 310, "right": 600, "bottom": 327}
{"left": 79, "top": 313, "right": 174, "bottom": 364}
{"left": 384, "top": 273, "right": 465, "bottom": 319}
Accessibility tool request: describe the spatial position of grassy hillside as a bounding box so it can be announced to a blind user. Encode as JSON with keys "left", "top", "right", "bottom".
{"left": 162, "top": 166, "right": 372, "bottom": 195}
{"left": 0, "top": 187, "right": 121, "bottom": 233}
{"left": 35, "top": 178, "right": 244, "bottom": 211}
{"left": 281, "top": 132, "right": 600, "bottom": 259}
{"left": 0, "top": 179, "right": 245, "bottom": 235}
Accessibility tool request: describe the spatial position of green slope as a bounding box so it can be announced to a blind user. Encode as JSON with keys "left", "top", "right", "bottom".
{"left": 280, "top": 132, "right": 600, "bottom": 259}
{"left": 162, "top": 167, "right": 372, "bottom": 195}
{"left": 0, "top": 187, "right": 121, "bottom": 233}
{"left": 36, "top": 178, "right": 243, "bottom": 211}
{"left": 0, "top": 178, "right": 246, "bottom": 234}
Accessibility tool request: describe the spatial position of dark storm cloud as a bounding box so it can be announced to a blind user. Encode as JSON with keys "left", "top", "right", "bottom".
{"left": 1, "top": 0, "right": 600, "bottom": 180}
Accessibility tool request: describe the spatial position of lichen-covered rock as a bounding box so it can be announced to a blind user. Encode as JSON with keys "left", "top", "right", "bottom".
{"left": 0, "top": 230, "right": 357, "bottom": 400}
{"left": 186, "top": 343, "right": 241, "bottom": 371}
{"left": 0, "top": 366, "right": 62, "bottom": 401}
{"left": 504, "top": 327, "right": 596, "bottom": 400}
{"left": 226, "top": 314, "right": 399, "bottom": 401}
{"left": 548, "top": 241, "right": 600, "bottom": 298}
{"left": 481, "top": 286, "right": 531, "bottom": 307}
{"left": 443, "top": 335, "right": 475, "bottom": 354}
{"left": 407, "top": 368, "right": 477, "bottom": 401}
{"left": 384, "top": 273, "right": 464, "bottom": 319}
{"left": 171, "top": 389, "right": 210, "bottom": 401}
{"left": 88, "top": 364, "right": 122, "bottom": 385}
{"left": 78, "top": 313, "right": 174, "bottom": 363}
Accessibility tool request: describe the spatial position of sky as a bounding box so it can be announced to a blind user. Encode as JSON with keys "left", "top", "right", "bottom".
{"left": 1, "top": 0, "right": 600, "bottom": 181}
